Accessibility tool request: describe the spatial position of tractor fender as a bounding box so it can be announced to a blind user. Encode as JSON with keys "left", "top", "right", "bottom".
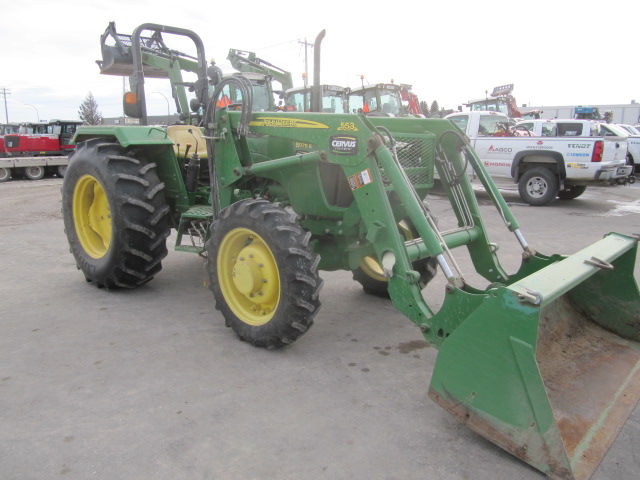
{"left": 511, "top": 150, "right": 566, "bottom": 181}
{"left": 72, "top": 125, "right": 174, "bottom": 149}
{"left": 71, "top": 125, "right": 188, "bottom": 212}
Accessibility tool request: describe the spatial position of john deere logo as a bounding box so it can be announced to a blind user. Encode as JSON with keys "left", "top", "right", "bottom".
{"left": 330, "top": 135, "right": 358, "bottom": 156}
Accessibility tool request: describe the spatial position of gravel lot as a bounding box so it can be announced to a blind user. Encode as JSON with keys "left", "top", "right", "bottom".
{"left": 1, "top": 177, "right": 638, "bottom": 480}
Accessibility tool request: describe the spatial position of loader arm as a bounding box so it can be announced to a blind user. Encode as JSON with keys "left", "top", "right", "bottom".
{"left": 212, "top": 111, "right": 520, "bottom": 344}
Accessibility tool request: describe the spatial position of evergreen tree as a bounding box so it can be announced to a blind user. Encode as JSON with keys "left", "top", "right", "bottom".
{"left": 430, "top": 100, "right": 440, "bottom": 117}
{"left": 419, "top": 100, "right": 430, "bottom": 117}
{"left": 78, "top": 92, "right": 103, "bottom": 125}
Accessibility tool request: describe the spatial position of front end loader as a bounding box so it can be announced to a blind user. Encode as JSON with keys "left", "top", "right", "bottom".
{"left": 62, "top": 23, "right": 640, "bottom": 480}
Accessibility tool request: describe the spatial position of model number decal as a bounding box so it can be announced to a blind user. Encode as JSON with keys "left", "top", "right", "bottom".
{"left": 337, "top": 121, "right": 358, "bottom": 132}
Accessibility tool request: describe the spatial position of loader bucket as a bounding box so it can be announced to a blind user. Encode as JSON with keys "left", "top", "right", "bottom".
{"left": 428, "top": 233, "right": 640, "bottom": 480}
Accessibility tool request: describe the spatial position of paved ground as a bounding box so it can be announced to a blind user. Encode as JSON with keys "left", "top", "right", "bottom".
{"left": 0, "top": 177, "right": 639, "bottom": 480}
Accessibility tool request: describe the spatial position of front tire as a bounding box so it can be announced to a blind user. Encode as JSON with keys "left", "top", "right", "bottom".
{"left": 0, "top": 167, "right": 10, "bottom": 182}
{"left": 518, "top": 167, "right": 558, "bottom": 206}
{"left": 61, "top": 139, "right": 171, "bottom": 289}
{"left": 352, "top": 221, "right": 438, "bottom": 297}
{"left": 206, "top": 199, "right": 322, "bottom": 349}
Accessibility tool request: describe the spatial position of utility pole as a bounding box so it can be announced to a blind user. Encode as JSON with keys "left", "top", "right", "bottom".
{"left": 298, "top": 38, "right": 314, "bottom": 88}
{"left": 1, "top": 87, "right": 10, "bottom": 123}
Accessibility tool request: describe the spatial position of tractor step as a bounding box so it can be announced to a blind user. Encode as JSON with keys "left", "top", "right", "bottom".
{"left": 175, "top": 205, "right": 213, "bottom": 253}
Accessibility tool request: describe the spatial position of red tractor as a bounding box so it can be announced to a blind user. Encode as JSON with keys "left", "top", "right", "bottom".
{"left": 3, "top": 120, "right": 81, "bottom": 156}
{"left": 1, "top": 120, "right": 81, "bottom": 181}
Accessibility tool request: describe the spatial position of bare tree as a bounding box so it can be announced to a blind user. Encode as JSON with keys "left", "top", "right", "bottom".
{"left": 78, "top": 92, "right": 103, "bottom": 125}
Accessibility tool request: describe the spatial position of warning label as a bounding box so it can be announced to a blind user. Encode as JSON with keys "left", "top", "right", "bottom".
{"left": 348, "top": 169, "right": 373, "bottom": 190}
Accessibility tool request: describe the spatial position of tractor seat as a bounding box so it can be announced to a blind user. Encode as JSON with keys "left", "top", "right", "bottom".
{"left": 166, "top": 125, "right": 208, "bottom": 159}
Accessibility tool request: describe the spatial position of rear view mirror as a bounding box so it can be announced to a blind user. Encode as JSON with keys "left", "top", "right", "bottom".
{"left": 123, "top": 91, "right": 144, "bottom": 118}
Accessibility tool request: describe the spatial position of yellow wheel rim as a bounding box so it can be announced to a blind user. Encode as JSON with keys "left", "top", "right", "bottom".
{"left": 218, "top": 228, "right": 280, "bottom": 326}
{"left": 358, "top": 221, "right": 413, "bottom": 282}
{"left": 72, "top": 174, "right": 112, "bottom": 259}
{"left": 359, "top": 255, "right": 387, "bottom": 282}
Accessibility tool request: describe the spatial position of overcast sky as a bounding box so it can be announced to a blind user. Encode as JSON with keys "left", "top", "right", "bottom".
{"left": 1, "top": 0, "right": 638, "bottom": 123}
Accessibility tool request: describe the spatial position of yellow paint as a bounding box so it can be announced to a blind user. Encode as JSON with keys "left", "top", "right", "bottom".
{"left": 217, "top": 228, "right": 280, "bottom": 326}
{"left": 73, "top": 174, "right": 112, "bottom": 259}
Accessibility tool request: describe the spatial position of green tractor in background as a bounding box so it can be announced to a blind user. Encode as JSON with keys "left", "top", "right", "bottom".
{"left": 62, "top": 23, "right": 640, "bottom": 480}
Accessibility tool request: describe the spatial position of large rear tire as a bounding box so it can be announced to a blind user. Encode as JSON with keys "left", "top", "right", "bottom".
{"left": 206, "top": 199, "right": 322, "bottom": 349}
{"left": 61, "top": 139, "right": 170, "bottom": 289}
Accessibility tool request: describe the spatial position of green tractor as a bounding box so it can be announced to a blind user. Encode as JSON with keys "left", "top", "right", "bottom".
{"left": 62, "top": 23, "right": 640, "bottom": 480}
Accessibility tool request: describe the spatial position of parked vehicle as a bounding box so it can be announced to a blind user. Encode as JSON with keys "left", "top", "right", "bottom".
{"left": 0, "top": 120, "right": 81, "bottom": 182}
{"left": 601, "top": 123, "right": 640, "bottom": 174}
{"left": 617, "top": 124, "right": 640, "bottom": 136}
{"left": 515, "top": 118, "right": 634, "bottom": 178}
{"left": 446, "top": 111, "right": 632, "bottom": 205}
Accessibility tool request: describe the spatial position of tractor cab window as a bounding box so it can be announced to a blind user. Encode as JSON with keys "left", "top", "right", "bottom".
{"left": 32, "top": 124, "right": 54, "bottom": 134}
{"left": 350, "top": 88, "right": 402, "bottom": 114}
{"left": 61, "top": 124, "right": 78, "bottom": 134}
{"left": 285, "top": 91, "right": 307, "bottom": 112}
{"left": 215, "top": 80, "right": 272, "bottom": 112}
{"left": 363, "top": 90, "right": 378, "bottom": 111}
{"left": 322, "top": 91, "right": 346, "bottom": 113}
{"left": 470, "top": 100, "right": 509, "bottom": 116}
{"left": 377, "top": 89, "right": 401, "bottom": 114}
{"left": 348, "top": 93, "right": 364, "bottom": 113}
{"left": 250, "top": 81, "right": 271, "bottom": 112}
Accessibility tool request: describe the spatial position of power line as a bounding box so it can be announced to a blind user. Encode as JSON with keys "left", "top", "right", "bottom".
{"left": 1, "top": 87, "right": 10, "bottom": 123}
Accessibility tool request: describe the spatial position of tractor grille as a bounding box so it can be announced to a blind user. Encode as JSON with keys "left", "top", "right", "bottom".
{"left": 383, "top": 135, "right": 435, "bottom": 187}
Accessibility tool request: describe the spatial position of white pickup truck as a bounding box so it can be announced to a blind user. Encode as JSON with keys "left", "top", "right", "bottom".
{"left": 445, "top": 111, "right": 631, "bottom": 205}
